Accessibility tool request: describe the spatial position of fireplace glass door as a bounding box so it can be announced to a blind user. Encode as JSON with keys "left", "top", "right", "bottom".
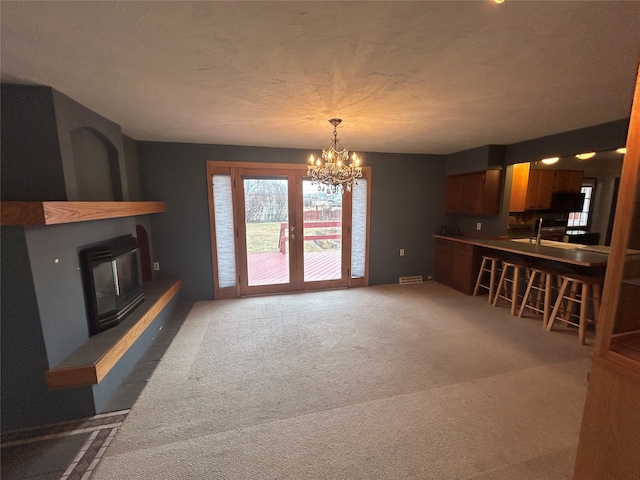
{"left": 81, "top": 235, "right": 144, "bottom": 335}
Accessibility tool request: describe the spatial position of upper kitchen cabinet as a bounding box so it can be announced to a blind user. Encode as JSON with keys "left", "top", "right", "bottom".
{"left": 444, "top": 174, "right": 465, "bottom": 213}
{"left": 444, "top": 170, "right": 502, "bottom": 216}
{"left": 525, "top": 169, "right": 556, "bottom": 210}
{"left": 553, "top": 169, "right": 584, "bottom": 192}
{"left": 509, "top": 166, "right": 584, "bottom": 212}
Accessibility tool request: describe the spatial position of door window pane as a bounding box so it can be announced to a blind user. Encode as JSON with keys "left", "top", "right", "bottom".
{"left": 303, "top": 179, "right": 342, "bottom": 282}
{"left": 244, "top": 178, "right": 290, "bottom": 286}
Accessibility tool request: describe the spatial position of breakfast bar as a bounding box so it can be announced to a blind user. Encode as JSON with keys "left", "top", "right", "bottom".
{"left": 436, "top": 234, "right": 611, "bottom": 265}
{"left": 432, "top": 234, "right": 634, "bottom": 296}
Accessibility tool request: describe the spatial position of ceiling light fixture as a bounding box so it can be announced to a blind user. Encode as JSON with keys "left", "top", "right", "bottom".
{"left": 616, "top": 148, "right": 627, "bottom": 154}
{"left": 575, "top": 152, "right": 596, "bottom": 160}
{"left": 308, "top": 119, "right": 362, "bottom": 193}
{"left": 494, "top": 0, "right": 505, "bottom": 3}
{"left": 541, "top": 157, "right": 560, "bottom": 165}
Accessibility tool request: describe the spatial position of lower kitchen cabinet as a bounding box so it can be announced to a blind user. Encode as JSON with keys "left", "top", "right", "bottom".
{"left": 434, "top": 237, "right": 480, "bottom": 295}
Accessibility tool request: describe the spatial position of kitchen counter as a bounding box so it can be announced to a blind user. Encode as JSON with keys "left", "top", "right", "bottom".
{"left": 433, "top": 234, "right": 612, "bottom": 267}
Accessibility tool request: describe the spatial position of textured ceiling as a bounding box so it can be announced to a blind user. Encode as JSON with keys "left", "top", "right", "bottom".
{"left": 1, "top": 1, "right": 640, "bottom": 154}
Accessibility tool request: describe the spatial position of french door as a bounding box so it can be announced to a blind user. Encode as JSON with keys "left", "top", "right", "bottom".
{"left": 207, "top": 162, "right": 370, "bottom": 298}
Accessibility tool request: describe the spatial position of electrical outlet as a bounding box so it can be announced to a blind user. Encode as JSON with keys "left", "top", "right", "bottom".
{"left": 153, "top": 262, "right": 160, "bottom": 271}
{"left": 476, "top": 222, "right": 482, "bottom": 231}
{"left": 400, "top": 249, "right": 405, "bottom": 256}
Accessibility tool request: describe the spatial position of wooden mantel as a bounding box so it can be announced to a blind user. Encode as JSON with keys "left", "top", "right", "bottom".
{"left": 0, "top": 201, "right": 166, "bottom": 226}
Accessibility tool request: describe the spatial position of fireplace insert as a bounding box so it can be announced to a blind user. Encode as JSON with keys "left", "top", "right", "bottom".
{"left": 80, "top": 234, "right": 144, "bottom": 335}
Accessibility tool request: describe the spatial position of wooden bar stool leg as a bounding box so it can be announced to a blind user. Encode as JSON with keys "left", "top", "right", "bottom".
{"left": 493, "top": 266, "right": 508, "bottom": 307}
{"left": 548, "top": 277, "right": 569, "bottom": 331}
{"left": 510, "top": 266, "right": 521, "bottom": 316}
{"left": 578, "top": 282, "right": 588, "bottom": 345}
{"left": 564, "top": 280, "right": 579, "bottom": 321}
{"left": 472, "top": 257, "right": 487, "bottom": 297}
{"left": 488, "top": 260, "right": 497, "bottom": 304}
{"left": 534, "top": 273, "right": 543, "bottom": 312}
{"left": 543, "top": 272, "right": 552, "bottom": 328}
{"left": 518, "top": 271, "right": 536, "bottom": 318}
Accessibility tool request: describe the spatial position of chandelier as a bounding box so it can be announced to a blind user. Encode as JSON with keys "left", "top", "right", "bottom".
{"left": 307, "top": 118, "right": 362, "bottom": 193}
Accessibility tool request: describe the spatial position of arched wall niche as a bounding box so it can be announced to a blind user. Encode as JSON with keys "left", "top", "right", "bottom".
{"left": 70, "top": 127, "right": 123, "bottom": 201}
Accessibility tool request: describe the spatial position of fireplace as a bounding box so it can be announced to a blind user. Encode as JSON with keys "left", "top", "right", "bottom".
{"left": 80, "top": 235, "right": 144, "bottom": 336}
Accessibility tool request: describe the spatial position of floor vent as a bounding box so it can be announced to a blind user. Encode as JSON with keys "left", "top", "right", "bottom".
{"left": 399, "top": 275, "right": 423, "bottom": 285}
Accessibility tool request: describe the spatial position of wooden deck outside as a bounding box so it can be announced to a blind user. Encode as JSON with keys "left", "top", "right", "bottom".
{"left": 247, "top": 251, "right": 342, "bottom": 286}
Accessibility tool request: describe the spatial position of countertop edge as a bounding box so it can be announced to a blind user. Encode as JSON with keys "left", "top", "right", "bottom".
{"left": 433, "top": 234, "right": 609, "bottom": 268}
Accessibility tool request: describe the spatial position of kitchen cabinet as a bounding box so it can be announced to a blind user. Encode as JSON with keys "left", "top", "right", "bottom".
{"left": 553, "top": 169, "right": 583, "bottom": 192}
{"left": 510, "top": 167, "right": 584, "bottom": 212}
{"left": 525, "top": 169, "right": 555, "bottom": 210}
{"left": 509, "top": 162, "right": 530, "bottom": 212}
{"left": 434, "top": 237, "right": 479, "bottom": 295}
{"left": 444, "top": 175, "right": 464, "bottom": 214}
{"left": 444, "top": 170, "right": 501, "bottom": 216}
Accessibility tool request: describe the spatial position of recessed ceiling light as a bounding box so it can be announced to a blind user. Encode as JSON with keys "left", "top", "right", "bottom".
{"left": 494, "top": 0, "right": 505, "bottom": 3}
{"left": 616, "top": 148, "right": 627, "bottom": 154}
{"left": 541, "top": 157, "right": 560, "bottom": 165}
{"left": 575, "top": 152, "right": 596, "bottom": 160}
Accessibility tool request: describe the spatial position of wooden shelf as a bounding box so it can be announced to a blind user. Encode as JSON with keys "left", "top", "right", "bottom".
{"left": 45, "top": 279, "right": 181, "bottom": 390}
{"left": 1, "top": 201, "right": 165, "bottom": 226}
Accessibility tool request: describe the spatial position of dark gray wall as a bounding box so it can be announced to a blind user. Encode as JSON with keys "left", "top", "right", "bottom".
{"left": 123, "top": 135, "right": 142, "bottom": 201}
{"left": 71, "top": 128, "right": 115, "bottom": 201}
{"left": 365, "top": 152, "right": 448, "bottom": 284}
{"left": 52, "top": 89, "right": 128, "bottom": 201}
{"left": 0, "top": 85, "right": 67, "bottom": 201}
{"left": 505, "top": 119, "right": 629, "bottom": 165}
{"left": 0, "top": 83, "right": 131, "bottom": 202}
{"left": 137, "top": 142, "right": 448, "bottom": 300}
{"left": 1, "top": 227, "right": 96, "bottom": 431}
{"left": 445, "top": 145, "right": 503, "bottom": 175}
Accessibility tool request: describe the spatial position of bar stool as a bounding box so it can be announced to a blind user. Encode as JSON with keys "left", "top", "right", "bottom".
{"left": 493, "top": 260, "right": 530, "bottom": 315}
{"left": 517, "top": 267, "right": 560, "bottom": 328}
{"left": 547, "top": 273, "right": 603, "bottom": 345}
{"left": 473, "top": 255, "right": 504, "bottom": 303}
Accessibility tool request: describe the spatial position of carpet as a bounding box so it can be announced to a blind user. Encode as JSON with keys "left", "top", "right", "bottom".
{"left": 92, "top": 282, "right": 590, "bottom": 479}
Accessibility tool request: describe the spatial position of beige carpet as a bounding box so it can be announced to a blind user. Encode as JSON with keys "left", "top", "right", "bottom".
{"left": 92, "top": 282, "right": 591, "bottom": 479}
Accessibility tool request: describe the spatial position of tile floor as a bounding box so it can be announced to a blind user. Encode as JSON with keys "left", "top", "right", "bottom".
{"left": 1, "top": 302, "right": 192, "bottom": 480}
